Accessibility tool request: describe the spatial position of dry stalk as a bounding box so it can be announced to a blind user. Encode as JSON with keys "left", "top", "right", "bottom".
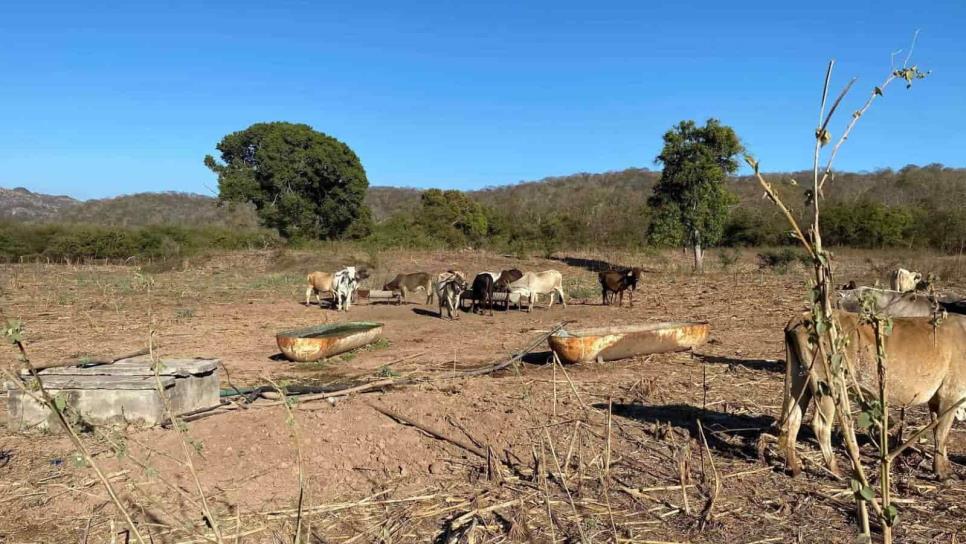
{"left": 265, "top": 376, "right": 308, "bottom": 544}
{"left": 544, "top": 428, "right": 588, "bottom": 543}
{"left": 748, "top": 35, "right": 928, "bottom": 540}
{"left": 695, "top": 420, "right": 720, "bottom": 529}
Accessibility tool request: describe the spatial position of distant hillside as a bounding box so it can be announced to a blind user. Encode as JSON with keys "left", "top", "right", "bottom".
{"left": 57, "top": 192, "right": 260, "bottom": 228}
{"left": 364, "top": 168, "right": 660, "bottom": 221}
{"left": 0, "top": 189, "right": 261, "bottom": 229}
{"left": 0, "top": 187, "right": 79, "bottom": 221}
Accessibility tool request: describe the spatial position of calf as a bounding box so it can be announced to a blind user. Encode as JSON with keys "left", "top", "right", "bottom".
{"left": 780, "top": 311, "right": 966, "bottom": 480}
{"left": 333, "top": 267, "right": 361, "bottom": 312}
{"left": 508, "top": 270, "right": 566, "bottom": 312}
{"left": 383, "top": 272, "right": 434, "bottom": 304}
{"left": 598, "top": 268, "right": 641, "bottom": 307}
{"left": 889, "top": 268, "right": 923, "bottom": 293}
{"left": 305, "top": 271, "right": 334, "bottom": 307}
{"left": 436, "top": 272, "right": 468, "bottom": 319}
{"left": 470, "top": 273, "right": 495, "bottom": 316}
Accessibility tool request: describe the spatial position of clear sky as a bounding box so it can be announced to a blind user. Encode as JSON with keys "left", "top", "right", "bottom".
{"left": 1, "top": 1, "right": 963, "bottom": 200}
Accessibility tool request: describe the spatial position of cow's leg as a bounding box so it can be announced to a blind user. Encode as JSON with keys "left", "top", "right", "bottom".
{"left": 557, "top": 287, "right": 567, "bottom": 308}
{"left": 930, "top": 396, "right": 957, "bottom": 480}
{"left": 779, "top": 356, "right": 813, "bottom": 477}
{"left": 602, "top": 287, "right": 608, "bottom": 306}
{"left": 628, "top": 290, "right": 634, "bottom": 308}
{"left": 811, "top": 393, "right": 839, "bottom": 476}
{"left": 305, "top": 287, "right": 314, "bottom": 306}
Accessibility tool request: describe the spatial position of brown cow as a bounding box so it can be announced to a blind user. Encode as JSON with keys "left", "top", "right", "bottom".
{"left": 493, "top": 269, "right": 524, "bottom": 310}
{"left": 305, "top": 271, "right": 334, "bottom": 306}
{"left": 598, "top": 268, "right": 641, "bottom": 307}
{"left": 780, "top": 311, "right": 966, "bottom": 480}
{"left": 383, "top": 272, "right": 434, "bottom": 304}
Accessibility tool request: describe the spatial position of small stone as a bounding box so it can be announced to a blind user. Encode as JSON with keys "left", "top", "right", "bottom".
{"left": 399, "top": 464, "right": 407, "bottom": 477}
{"left": 429, "top": 462, "right": 444, "bottom": 475}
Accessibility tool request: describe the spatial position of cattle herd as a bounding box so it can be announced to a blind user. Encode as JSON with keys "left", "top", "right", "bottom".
{"left": 303, "top": 262, "right": 966, "bottom": 482}
{"left": 305, "top": 265, "right": 639, "bottom": 318}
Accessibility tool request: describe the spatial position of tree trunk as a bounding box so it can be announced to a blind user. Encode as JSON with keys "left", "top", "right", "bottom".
{"left": 692, "top": 230, "right": 704, "bottom": 272}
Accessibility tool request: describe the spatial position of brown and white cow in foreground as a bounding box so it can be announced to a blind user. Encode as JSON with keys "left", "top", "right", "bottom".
{"left": 508, "top": 270, "right": 566, "bottom": 312}
{"left": 781, "top": 310, "right": 966, "bottom": 480}
{"left": 889, "top": 268, "right": 923, "bottom": 293}
{"left": 305, "top": 271, "right": 335, "bottom": 306}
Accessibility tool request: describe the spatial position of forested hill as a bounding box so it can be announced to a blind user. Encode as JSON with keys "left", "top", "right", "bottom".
{"left": 0, "top": 190, "right": 260, "bottom": 228}
{"left": 3, "top": 163, "right": 966, "bottom": 252}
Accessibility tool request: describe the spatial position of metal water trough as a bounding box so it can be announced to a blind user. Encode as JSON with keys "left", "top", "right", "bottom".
{"left": 356, "top": 289, "right": 402, "bottom": 304}
{"left": 276, "top": 322, "right": 384, "bottom": 362}
{"left": 549, "top": 322, "right": 710, "bottom": 364}
{"left": 5, "top": 356, "right": 220, "bottom": 432}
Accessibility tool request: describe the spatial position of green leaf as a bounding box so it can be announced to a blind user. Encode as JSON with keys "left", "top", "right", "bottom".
{"left": 858, "top": 485, "right": 875, "bottom": 502}
{"left": 52, "top": 394, "right": 67, "bottom": 412}
{"left": 883, "top": 504, "right": 898, "bottom": 526}
{"left": 856, "top": 411, "right": 872, "bottom": 430}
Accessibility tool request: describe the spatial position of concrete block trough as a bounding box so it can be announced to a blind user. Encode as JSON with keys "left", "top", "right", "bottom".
{"left": 5, "top": 356, "right": 220, "bottom": 432}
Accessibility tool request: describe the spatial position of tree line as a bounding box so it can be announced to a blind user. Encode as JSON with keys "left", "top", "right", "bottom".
{"left": 2, "top": 121, "right": 963, "bottom": 263}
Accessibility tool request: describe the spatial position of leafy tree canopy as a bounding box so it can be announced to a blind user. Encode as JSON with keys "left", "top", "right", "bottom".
{"left": 204, "top": 122, "right": 369, "bottom": 239}
{"left": 649, "top": 119, "right": 743, "bottom": 254}
{"left": 415, "top": 189, "right": 489, "bottom": 247}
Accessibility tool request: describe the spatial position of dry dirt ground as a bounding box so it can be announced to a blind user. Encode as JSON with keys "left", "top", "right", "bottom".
{"left": 1, "top": 248, "right": 965, "bottom": 543}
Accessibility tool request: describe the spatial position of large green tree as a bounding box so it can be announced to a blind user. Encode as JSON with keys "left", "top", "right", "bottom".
{"left": 649, "top": 119, "right": 743, "bottom": 271}
{"left": 204, "top": 122, "right": 369, "bottom": 239}
{"left": 415, "top": 189, "right": 489, "bottom": 247}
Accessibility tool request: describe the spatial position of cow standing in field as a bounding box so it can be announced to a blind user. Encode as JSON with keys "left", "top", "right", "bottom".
{"left": 470, "top": 273, "right": 495, "bottom": 316}
{"left": 780, "top": 311, "right": 966, "bottom": 480}
{"left": 889, "top": 268, "right": 923, "bottom": 293}
{"left": 508, "top": 270, "right": 566, "bottom": 312}
{"left": 436, "top": 271, "right": 468, "bottom": 319}
{"left": 305, "top": 271, "right": 334, "bottom": 307}
{"left": 598, "top": 268, "right": 641, "bottom": 307}
{"left": 493, "top": 269, "right": 525, "bottom": 310}
{"left": 333, "top": 267, "right": 363, "bottom": 311}
{"left": 383, "top": 272, "right": 434, "bottom": 304}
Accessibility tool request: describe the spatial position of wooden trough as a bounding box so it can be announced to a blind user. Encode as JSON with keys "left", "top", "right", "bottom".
{"left": 5, "top": 356, "right": 220, "bottom": 432}
{"left": 276, "top": 322, "right": 385, "bottom": 362}
{"left": 548, "top": 322, "right": 710, "bottom": 364}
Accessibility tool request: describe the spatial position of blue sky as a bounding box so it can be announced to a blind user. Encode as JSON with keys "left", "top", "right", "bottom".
{"left": 1, "top": 1, "right": 963, "bottom": 200}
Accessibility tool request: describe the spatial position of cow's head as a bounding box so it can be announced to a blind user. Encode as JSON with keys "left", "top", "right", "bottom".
{"left": 356, "top": 267, "right": 370, "bottom": 281}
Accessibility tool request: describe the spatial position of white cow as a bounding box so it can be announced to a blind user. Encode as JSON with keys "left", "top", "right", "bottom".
{"left": 889, "top": 268, "right": 923, "bottom": 293}
{"left": 435, "top": 271, "right": 468, "bottom": 319}
{"left": 508, "top": 270, "right": 566, "bottom": 312}
{"left": 333, "top": 267, "right": 360, "bottom": 312}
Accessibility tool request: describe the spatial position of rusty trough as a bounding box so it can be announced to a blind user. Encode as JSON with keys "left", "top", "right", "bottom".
{"left": 276, "top": 322, "right": 385, "bottom": 362}
{"left": 548, "top": 322, "right": 710, "bottom": 364}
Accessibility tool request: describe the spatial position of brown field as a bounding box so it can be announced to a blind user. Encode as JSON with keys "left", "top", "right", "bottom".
{"left": 1, "top": 247, "right": 965, "bottom": 543}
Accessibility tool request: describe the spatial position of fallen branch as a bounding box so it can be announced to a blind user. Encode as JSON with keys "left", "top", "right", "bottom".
{"left": 32, "top": 348, "right": 151, "bottom": 371}
{"left": 368, "top": 402, "right": 488, "bottom": 459}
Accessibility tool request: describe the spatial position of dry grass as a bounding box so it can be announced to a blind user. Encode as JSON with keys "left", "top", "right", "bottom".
{"left": 1, "top": 247, "right": 965, "bottom": 543}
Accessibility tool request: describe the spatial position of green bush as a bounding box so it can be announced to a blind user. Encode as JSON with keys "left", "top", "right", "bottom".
{"left": 756, "top": 247, "right": 809, "bottom": 273}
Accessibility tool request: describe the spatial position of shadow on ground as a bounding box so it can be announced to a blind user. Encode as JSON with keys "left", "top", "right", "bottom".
{"left": 603, "top": 402, "right": 776, "bottom": 460}
{"left": 693, "top": 353, "right": 785, "bottom": 373}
